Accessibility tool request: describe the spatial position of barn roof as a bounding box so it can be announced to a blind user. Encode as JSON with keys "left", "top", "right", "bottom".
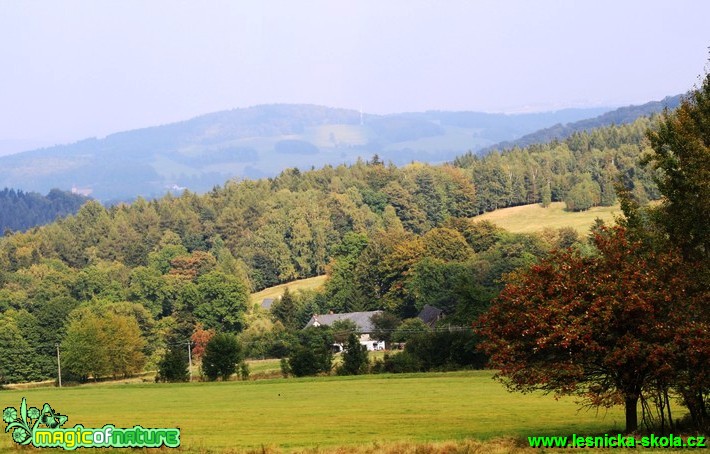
{"left": 304, "top": 311, "right": 383, "bottom": 333}
{"left": 418, "top": 304, "right": 444, "bottom": 327}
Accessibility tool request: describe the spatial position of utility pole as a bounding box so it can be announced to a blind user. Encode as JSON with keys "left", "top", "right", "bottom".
{"left": 56, "top": 343, "right": 62, "bottom": 388}
{"left": 187, "top": 340, "right": 193, "bottom": 382}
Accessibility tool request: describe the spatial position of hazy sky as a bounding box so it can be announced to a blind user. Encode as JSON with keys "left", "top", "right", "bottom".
{"left": 1, "top": 0, "right": 708, "bottom": 150}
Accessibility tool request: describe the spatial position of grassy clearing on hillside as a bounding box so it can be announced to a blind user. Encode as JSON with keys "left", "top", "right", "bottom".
{"left": 250, "top": 275, "right": 327, "bottom": 306}
{"left": 474, "top": 202, "right": 621, "bottom": 234}
{"left": 0, "top": 371, "right": 630, "bottom": 453}
{"left": 306, "top": 124, "right": 370, "bottom": 148}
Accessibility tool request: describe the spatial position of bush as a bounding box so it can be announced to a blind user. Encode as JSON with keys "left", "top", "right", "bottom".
{"left": 279, "top": 358, "right": 291, "bottom": 378}
{"left": 287, "top": 327, "right": 335, "bottom": 377}
{"left": 382, "top": 352, "right": 423, "bottom": 373}
{"left": 238, "top": 361, "right": 250, "bottom": 380}
{"left": 404, "top": 330, "right": 487, "bottom": 371}
{"left": 288, "top": 346, "right": 321, "bottom": 377}
{"left": 392, "top": 318, "right": 430, "bottom": 343}
{"left": 268, "top": 338, "right": 292, "bottom": 359}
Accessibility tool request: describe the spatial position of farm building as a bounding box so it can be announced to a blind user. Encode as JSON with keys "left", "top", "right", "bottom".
{"left": 304, "top": 311, "right": 385, "bottom": 351}
{"left": 260, "top": 298, "right": 275, "bottom": 310}
{"left": 418, "top": 304, "right": 444, "bottom": 328}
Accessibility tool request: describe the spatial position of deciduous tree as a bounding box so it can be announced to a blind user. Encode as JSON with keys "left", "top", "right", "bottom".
{"left": 194, "top": 271, "right": 249, "bottom": 333}
{"left": 478, "top": 225, "right": 689, "bottom": 433}
{"left": 62, "top": 311, "right": 146, "bottom": 381}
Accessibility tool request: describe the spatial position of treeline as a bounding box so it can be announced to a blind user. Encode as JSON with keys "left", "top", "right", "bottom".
{"left": 486, "top": 94, "right": 682, "bottom": 152}
{"left": 0, "top": 115, "right": 660, "bottom": 385}
{"left": 454, "top": 116, "right": 660, "bottom": 212}
{"left": 0, "top": 188, "right": 87, "bottom": 234}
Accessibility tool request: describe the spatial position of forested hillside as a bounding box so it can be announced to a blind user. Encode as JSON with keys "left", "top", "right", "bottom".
{"left": 486, "top": 95, "right": 682, "bottom": 152}
{"left": 455, "top": 115, "right": 659, "bottom": 211}
{"left": 0, "top": 188, "right": 87, "bottom": 234}
{"left": 0, "top": 104, "right": 609, "bottom": 200}
{"left": 0, "top": 115, "right": 661, "bottom": 384}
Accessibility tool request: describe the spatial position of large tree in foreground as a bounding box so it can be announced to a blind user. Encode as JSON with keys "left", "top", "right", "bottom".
{"left": 478, "top": 225, "right": 690, "bottom": 433}
{"left": 645, "top": 69, "right": 710, "bottom": 262}
{"left": 639, "top": 67, "right": 710, "bottom": 428}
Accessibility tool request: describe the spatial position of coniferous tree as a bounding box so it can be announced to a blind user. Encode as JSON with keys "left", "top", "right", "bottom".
{"left": 201, "top": 332, "right": 243, "bottom": 381}
{"left": 338, "top": 333, "right": 369, "bottom": 375}
{"left": 156, "top": 344, "right": 189, "bottom": 382}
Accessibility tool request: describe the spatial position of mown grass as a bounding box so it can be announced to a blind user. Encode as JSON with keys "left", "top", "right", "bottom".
{"left": 246, "top": 351, "right": 388, "bottom": 379}
{"left": 250, "top": 275, "right": 327, "bottom": 306}
{"left": 0, "top": 370, "right": 630, "bottom": 453}
{"left": 474, "top": 201, "right": 621, "bottom": 234}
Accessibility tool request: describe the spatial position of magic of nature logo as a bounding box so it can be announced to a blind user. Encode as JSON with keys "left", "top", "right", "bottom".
{"left": 3, "top": 397, "right": 180, "bottom": 450}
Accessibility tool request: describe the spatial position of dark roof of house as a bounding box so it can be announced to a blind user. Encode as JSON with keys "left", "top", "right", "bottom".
{"left": 418, "top": 305, "right": 444, "bottom": 327}
{"left": 261, "top": 298, "right": 275, "bottom": 310}
{"left": 304, "top": 311, "right": 383, "bottom": 332}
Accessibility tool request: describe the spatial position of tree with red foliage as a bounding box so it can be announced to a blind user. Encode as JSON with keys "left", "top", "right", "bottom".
{"left": 190, "top": 323, "right": 215, "bottom": 361}
{"left": 478, "top": 225, "right": 697, "bottom": 433}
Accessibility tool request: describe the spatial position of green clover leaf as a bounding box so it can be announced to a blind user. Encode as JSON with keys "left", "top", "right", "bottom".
{"left": 12, "top": 427, "right": 28, "bottom": 443}
{"left": 2, "top": 407, "right": 17, "bottom": 423}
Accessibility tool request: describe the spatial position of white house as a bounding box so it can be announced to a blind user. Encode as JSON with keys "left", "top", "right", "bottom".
{"left": 304, "top": 311, "right": 385, "bottom": 351}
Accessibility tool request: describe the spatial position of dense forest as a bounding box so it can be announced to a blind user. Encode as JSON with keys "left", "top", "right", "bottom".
{"left": 0, "top": 188, "right": 87, "bottom": 234}
{"left": 455, "top": 115, "right": 660, "bottom": 212}
{"left": 0, "top": 113, "right": 663, "bottom": 386}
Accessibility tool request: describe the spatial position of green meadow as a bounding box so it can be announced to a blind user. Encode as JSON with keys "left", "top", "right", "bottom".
{"left": 474, "top": 201, "right": 621, "bottom": 234}
{"left": 0, "top": 371, "right": 628, "bottom": 453}
{"left": 250, "top": 275, "right": 328, "bottom": 306}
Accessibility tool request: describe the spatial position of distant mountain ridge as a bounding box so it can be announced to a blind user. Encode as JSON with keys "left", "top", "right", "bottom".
{"left": 0, "top": 103, "right": 629, "bottom": 201}
{"left": 485, "top": 95, "right": 683, "bottom": 151}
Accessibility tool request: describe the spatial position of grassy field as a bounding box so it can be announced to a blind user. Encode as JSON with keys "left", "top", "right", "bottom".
{"left": 474, "top": 201, "right": 621, "bottom": 234}
{"left": 250, "top": 275, "right": 327, "bottom": 306}
{"left": 0, "top": 370, "right": 632, "bottom": 453}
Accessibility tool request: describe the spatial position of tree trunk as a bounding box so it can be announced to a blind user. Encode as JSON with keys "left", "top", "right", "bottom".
{"left": 625, "top": 395, "right": 639, "bottom": 433}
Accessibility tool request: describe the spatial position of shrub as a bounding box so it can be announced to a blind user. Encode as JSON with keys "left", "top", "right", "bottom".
{"left": 405, "top": 330, "right": 487, "bottom": 371}
{"left": 382, "top": 352, "right": 423, "bottom": 373}
{"left": 288, "top": 346, "right": 321, "bottom": 377}
{"left": 564, "top": 178, "right": 601, "bottom": 212}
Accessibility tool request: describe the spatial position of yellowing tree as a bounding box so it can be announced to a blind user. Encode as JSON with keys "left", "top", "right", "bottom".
{"left": 62, "top": 311, "right": 146, "bottom": 381}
